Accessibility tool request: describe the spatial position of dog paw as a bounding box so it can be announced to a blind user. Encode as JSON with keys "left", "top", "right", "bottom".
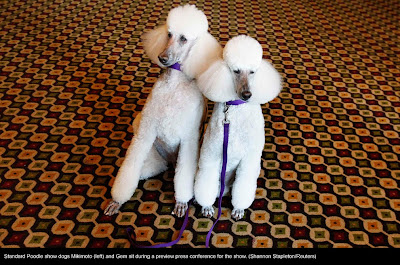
{"left": 231, "top": 208, "right": 245, "bottom": 220}
{"left": 104, "top": 200, "right": 121, "bottom": 216}
{"left": 201, "top": 206, "right": 214, "bottom": 218}
{"left": 172, "top": 201, "right": 188, "bottom": 218}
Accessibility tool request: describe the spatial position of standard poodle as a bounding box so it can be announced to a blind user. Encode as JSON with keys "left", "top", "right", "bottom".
{"left": 104, "top": 5, "right": 221, "bottom": 217}
{"left": 194, "top": 35, "right": 281, "bottom": 220}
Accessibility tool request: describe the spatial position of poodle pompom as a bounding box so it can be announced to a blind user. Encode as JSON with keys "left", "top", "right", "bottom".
{"left": 223, "top": 35, "right": 263, "bottom": 70}
{"left": 250, "top": 59, "right": 282, "bottom": 104}
{"left": 142, "top": 25, "right": 168, "bottom": 67}
{"left": 182, "top": 33, "right": 222, "bottom": 79}
{"left": 197, "top": 59, "right": 236, "bottom": 102}
{"left": 167, "top": 5, "right": 208, "bottom": 39}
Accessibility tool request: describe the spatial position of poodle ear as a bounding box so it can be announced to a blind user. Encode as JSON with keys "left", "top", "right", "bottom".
{"left": 250, "top": 60, "right": 282, "bottom": 104}
{"left": 197, "top": 59, "right": 237, "bottom": 102}
{"left": 182, "top": 33, "right": 222, "bottom": 79}
{"left": 142, "top": 25, "right": 168, "bottom": 67}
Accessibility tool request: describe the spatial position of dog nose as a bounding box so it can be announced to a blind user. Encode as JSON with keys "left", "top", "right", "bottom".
{"left": 158, "top": 56, "right": 168, "bottom": 65}
{"left": 241, "top": 91, "right": 252, "bottom": 100}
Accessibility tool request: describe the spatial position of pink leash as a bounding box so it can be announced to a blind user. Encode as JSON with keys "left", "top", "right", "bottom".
{"left": 205, "top": 99, "right": 246, "bottom": 248}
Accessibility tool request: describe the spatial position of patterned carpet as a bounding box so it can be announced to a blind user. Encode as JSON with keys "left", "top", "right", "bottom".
{"left": 0, "top": 0, "right": 399, "bottom": 248}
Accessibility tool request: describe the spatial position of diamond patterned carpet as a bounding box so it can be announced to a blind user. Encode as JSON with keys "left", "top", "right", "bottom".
{"left": 0, "top": 0, "right": 400, "bottom": 248}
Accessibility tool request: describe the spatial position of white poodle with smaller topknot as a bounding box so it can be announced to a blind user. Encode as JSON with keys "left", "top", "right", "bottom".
{"left": 194, "top": 35, "right": 281, "bottom": 220}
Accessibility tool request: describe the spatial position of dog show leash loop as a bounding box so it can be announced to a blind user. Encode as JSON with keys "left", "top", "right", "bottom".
{"left": 205, "top": 99, "right": 246, "bottom": 248}
{"left": 127, "top": 199, "right": 193, "bottom": 248}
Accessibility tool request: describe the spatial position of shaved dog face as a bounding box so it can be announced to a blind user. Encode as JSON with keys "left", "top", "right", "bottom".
{"left": 231, "top": 68, "right": 255, "bottom": 101}
{"left": 158, "top": 31, "right": 196, "bottom": 67}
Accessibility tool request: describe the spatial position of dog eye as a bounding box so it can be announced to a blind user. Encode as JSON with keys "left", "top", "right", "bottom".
{"left": 167, "top": 32, "right": 172, "bottom": 38}
{"left": 250, "top": 70, "right": 255, "bottom": 74}
{"left": 233, "top": 69, "right": 240, "bottom": 74}
{"left": 180, "top": 35, "right": 187, "bottom": 43}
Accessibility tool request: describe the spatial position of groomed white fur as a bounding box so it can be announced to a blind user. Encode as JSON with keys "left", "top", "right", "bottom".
{"left": 167, "top": 5, "right": 208, "bottom": 40}
{"left": 194, "top": 35, "right": 281, "bottom": 220}
{"left": 105, "top": 5, "right": 221, "bottom": 216}
{"left": 223, "top": 35, "right": 262, "bottom": 71}
{"left": 142, "top": 5, "right": 218, "bottom": 79}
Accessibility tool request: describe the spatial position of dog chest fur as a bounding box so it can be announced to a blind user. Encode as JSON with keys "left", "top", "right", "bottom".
{"left": 142, "top": 70, "right": 204, "bottom": 152}
{"left": 200, "top": 102, "right": 265, "bottom": 171}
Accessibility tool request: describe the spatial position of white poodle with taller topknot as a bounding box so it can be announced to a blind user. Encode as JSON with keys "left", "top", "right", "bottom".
{"left": 104, "top": 5, "right": 221, "bottom": 217}
{"left": 194, "top": 35, "right": 281, "bottom": 220}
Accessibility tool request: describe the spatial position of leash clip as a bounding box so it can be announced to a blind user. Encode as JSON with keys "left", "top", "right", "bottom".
{"left": 223, "top": 103, "right": 230, "bottom": 124}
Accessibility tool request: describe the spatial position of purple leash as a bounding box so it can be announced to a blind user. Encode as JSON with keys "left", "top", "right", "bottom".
{"left": 126, "top": 61, "right": 188, "bottom": 248}
{"left": 126, "top": 199, "right": 192, "bottom": 248}
{"left": 205, "top": 99, "right": 246, "bottom": 248}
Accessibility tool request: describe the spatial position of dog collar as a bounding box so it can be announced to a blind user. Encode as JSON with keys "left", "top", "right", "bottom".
{"left": 223, "top": 99, "right": 246, "bottom": 124}
{"left": 226, "top": 99, "right": 246, "bottom": 105}
{"left": 169, "top": 62, "right": 181, "bottom": 71}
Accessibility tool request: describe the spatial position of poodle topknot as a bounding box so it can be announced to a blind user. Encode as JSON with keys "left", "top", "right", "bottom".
{"left": 167, "top": 5, "right": 208, "bottom": 39}
{"left": 223, "top": 35, "right": 263, "bottom": 70}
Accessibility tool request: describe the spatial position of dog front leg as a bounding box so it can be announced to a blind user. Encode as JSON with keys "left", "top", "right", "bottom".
{"left": 231, "top": 153, "right": 262, "bottom": 220}
{"left": 104, "top": 127, "right": 157, "bottom": 215}
{"left": 194, "top": 156, "right": 221, "bottom": 218}
{"left": 172, "top": 136, "right": 199, "bottom": 217}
